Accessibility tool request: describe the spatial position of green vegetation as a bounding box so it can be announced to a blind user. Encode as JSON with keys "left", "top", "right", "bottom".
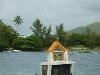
{"left": 0, "top": 18, "right": 100, "bottom": 51}
{"left": 0, "top": 20, "right": 18, "bottom": 51}
{"left": 13, "top": 15, "right": 23, "bottom": 31}
{"left": 69, "top": 22, "right": 100, "bottom": 35}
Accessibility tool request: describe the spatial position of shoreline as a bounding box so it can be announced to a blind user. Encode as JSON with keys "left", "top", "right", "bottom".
{"left": 0, "top": 46, "right": 100, "bottom": 52}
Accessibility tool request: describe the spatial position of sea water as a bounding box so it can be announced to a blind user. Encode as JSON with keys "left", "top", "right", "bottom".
{"left": 0, "top": 51, "right": 100, "bottom": 75}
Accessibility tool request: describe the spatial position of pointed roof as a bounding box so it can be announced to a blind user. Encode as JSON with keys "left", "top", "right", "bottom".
{"left": 48, "top": 41, "right": 68, "bottom": 52}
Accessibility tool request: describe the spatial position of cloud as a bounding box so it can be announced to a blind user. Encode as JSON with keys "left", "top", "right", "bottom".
{"left": 0, "top": 0, "right": 100, "bottom": 35}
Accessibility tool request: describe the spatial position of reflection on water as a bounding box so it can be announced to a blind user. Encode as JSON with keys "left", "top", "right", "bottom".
{"left": 0, "top": 51, "right": 100, "bottom": 75}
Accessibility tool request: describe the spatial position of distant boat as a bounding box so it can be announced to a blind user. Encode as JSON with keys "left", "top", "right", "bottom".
{"left": 12, "top": 50, "right": 22, "bottom": 52}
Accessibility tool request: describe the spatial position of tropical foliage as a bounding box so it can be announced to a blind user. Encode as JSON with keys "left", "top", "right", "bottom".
{"left": 0, "top": 18, "right": 100, "bottom": 51}
{"left": 0, "top": 21, "right": 18, "bottom": 51}
{"left": 13, "top": 15, "right": 23, "bottom": 31}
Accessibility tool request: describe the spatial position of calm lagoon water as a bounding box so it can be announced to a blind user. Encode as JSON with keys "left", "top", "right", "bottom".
{"left": 0, "top": 51, "right": 100, "bottom": 75}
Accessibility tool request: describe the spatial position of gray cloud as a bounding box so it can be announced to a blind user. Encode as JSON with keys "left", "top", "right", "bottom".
{"left": 0, "top": 0, "right": 100, "bottom": 35}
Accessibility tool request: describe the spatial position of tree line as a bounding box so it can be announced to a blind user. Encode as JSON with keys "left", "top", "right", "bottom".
{"left": 0, "top": 16, "right": 100, "bottom": 51}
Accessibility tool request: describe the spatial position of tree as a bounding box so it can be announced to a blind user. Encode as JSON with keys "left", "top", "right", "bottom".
{"left": 0, "top": 36, "right": 8, "bottom": 51}
{"left": 12, "top": 37, "right": 25, "bottom": 50}
{"left": 56, "top": 23, "right": 66, "bottom": 45}
{"left": 85, "top": 26, "right": 96, "bottom": 48}
{"left": 13, "top": 15, "right": 23, "bottom": 31}
{"left": 85, "top": 26, "right": 91, "bottom": 37}
{"left": 0, "top": 22, "right": 18, "bottom": 50}
{"left": 43, "top": 25, "right": 52, "bottom": 47}
{"left": 67, "top": 33, "right": 87, "bottom": 46}
{"left": 30, "top": 18, "right": 44, "bottom": 38}
{"left": 95, "top": 35, "right": 100, "bottom": 46}
{"left": 0, "top": 19, "right": 4, "bottom": 24}
{"left": 30, "top": 18, "right": 52, "bottom": 48}
{"left": 26, "top": 35, "right": 43, "bottom": 50}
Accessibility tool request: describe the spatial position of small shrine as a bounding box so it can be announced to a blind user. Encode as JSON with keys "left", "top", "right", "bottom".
{"left": 41, "top": 41, "right": 75, "bottom": 75}
{"left": 48, "top": 41, "right": 68, "bottom": 62}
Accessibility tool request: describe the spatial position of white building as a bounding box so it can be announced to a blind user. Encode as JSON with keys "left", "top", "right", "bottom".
{"left": 41, "top": 41, "right": 75, "bottom": 75}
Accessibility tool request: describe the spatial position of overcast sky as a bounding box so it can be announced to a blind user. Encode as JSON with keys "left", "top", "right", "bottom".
{"left": 0, "top": 0, "right": 100, "bottom": 35}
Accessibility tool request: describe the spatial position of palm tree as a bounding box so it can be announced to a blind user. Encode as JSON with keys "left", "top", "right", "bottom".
{"left": 13, "top": 15, "right": 23, "bottom": 31}
{"left": 0, "top": 19, "right": 4, "bottom": 24}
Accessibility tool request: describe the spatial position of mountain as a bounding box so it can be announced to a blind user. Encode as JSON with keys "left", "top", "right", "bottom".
{"left": 69, "top": 22, "right": 100, "bottom": 35}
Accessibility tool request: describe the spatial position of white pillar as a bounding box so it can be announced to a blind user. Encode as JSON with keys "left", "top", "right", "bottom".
{"left": 64, "top": 51, "right": 68, "bottom": 61}
{"left": 47, "top": 65, "right": 52, "bottom": 75}
{"left": 48, "top": 52, "right": 54, "bottom": 62}
{"left": 71, "top": 63, "right": 75, "bottom": 75}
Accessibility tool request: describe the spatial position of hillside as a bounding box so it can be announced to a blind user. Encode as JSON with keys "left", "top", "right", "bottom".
{"left": 69, "top": 22, "right": 100, "bottom": 35}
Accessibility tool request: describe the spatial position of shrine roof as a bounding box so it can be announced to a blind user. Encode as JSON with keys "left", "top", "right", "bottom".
{"left": 48, "top": 41, "right": 68, "bottom": 52}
